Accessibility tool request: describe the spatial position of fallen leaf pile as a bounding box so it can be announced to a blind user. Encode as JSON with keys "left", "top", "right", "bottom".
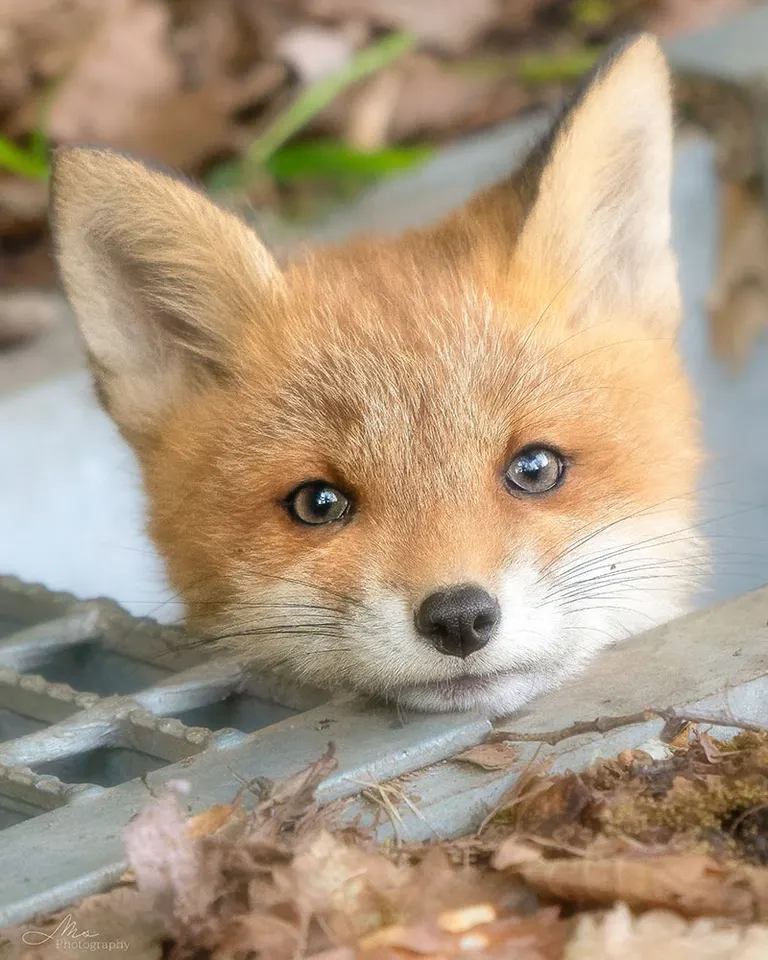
{"left": 7, "top": 728, "right": 768, "bottom": 958}
{"left": 0, "top": 0, "right": 760, "bottom": 328}
{"left": 3, "top": 0, "right": 749, "bottom": 179}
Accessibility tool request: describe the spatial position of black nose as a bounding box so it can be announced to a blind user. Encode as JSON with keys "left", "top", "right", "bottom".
{"left": 415, "top": 584, "right": 500, "bottom": 658}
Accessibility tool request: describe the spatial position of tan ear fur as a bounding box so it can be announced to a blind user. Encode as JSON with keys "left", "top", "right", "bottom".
{"left": 51, "top": 148, "right": 281, "bottom": 438}
{"left": 514, "top": 35, "right": 678, "bottom": 326}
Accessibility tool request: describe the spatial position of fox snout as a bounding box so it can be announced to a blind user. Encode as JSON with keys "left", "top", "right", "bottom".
{"left": 414, "top": 584, "right": 501, "bottom": 659}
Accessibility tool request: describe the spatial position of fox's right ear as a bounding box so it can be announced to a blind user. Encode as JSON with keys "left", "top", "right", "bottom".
{"left": 514, "top": 34, "right": 677, "bottom": 325}
{"left": 51, "top": 148, "right": 281, "bottom": 440}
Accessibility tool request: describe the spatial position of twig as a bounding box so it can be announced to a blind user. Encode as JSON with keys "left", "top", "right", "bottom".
{"left": 489, "top": 706, "right": 768, "bottom": 748}
{"left": 476, "top": 744, "right": 548, "bottom": 836}
{"left": 650, "top": 706, "right": 768, "bottom": 735}
{"left": 345, "top": 774, "right": 437, "bottom": 844}
{"left": 488, "top": 710, "right": 656, "bottom": 746}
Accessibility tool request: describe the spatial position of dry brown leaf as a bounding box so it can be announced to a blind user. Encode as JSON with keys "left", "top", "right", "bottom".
{"left": 519, "top": 856, "right": 755, "bottom": 920}
{"left": 353, "top": 907, "right": 564, "bottom": 958}
{"left": 123, "top": 784, "right": 223, "bottom": 936}
{"left": 318, "top": 51, "right": 510, "bottom": 146}
{"left": 305, "top": 949, "right": 355, "bottom": 960}
{"left": 45, "top": 0, "right": 283, "bottom": 170}
{"left": 513, "top": 772, "right": 593, "bottom": 836}
{"left": 732, "top": 866, "right": 768, "bottom": 922}
{"left": 287, "top": 829, "right": 408, "bottom": 940}
{"left": 14, "top": 733, "right": 768, "bottom": 959}
{"left": 567, "top": 903, "right": 768, "bottom": 960}
{"left": 455, "top": 741, "right": 520, "bottom": 771}
{"left": 437, "top": 902, "right": 496, "bottom": 933}
{"left": 243, "top": 742, "right": 337, "bottom": 842}
{"left": 304, "top": 0, "right": 498, "bottom": 53}
{"left": 401, "top": 846, "right": 522, "bottom": 920}
{"left": 699, "top": 732, "right": 728, "bottom": 765}
{"left": 212, "top": 912, "right": 305, "bottom": 959}
{"left": 187, "top": 802, "right": 243, "bottom": 838}
{"left": 0, "top": 0, "right": 106, "bottom": 122}
{"left": 491, "top": 837, "right": 544, "bottom": 871}
{"left": 390, "top": 54, "right": 525, "bottom": 143}
{"left": 357, "top": 921, "right": 446, "bottom": 952}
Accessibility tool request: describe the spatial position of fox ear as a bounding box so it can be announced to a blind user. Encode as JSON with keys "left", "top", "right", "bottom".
{"left": 515, "top": 35, "right": 677, "bottom": 325}
{"left": 51, "top": 148, "right": 281, "bottom": 438}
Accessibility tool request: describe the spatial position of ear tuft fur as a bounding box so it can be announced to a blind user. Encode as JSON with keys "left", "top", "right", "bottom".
{"left": 51, "top": 147, "right": 281, "bottom": 438}
{"left": 515, "top": 34, "right": 678, "bottom": 326}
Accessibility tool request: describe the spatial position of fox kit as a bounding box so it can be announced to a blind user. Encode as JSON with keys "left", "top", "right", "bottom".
{"left": 51, "top": 36, "right": 704, "bottom": 716}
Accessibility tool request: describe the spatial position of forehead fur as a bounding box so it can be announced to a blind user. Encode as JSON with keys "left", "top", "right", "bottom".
{"left": 159, "top": 227, "right": 695, "bottom": 521}
{"left": 143, "top": 232, "right": 697, "bottom": 620}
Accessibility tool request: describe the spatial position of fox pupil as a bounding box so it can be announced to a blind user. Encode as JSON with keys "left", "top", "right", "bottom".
{"left": 313, "top": 488, "right": 339, "bottom": 515}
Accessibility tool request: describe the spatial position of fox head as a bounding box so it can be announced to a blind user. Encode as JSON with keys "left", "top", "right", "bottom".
{"left": 51, "top": 36, "right": 705, "bottom": 716}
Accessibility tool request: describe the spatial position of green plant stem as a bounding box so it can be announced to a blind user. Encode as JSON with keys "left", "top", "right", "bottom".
{"left": 518, "top": 47, "right": 602, "bottom": 86}
{"left": 242, "top": 31, "right": 415, "bottom": 179}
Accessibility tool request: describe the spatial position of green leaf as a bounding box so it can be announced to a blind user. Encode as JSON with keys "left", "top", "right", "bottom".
{"left": 0, "top": 135, "right": 49, "bottom": 180}
{"left": 267, "top": 140, "right": 432, "bottom": 183}
{"left": 518, "top": 47, "right": 602, "bottom": 86}
{"left": 240, "top": 31, "right": 415, "bottom": 181}
{"left": 572, "top": 0, "right": 612, "bottom": 27}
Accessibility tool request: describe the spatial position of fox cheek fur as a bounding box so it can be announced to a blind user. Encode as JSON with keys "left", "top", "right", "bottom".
{"left": 51, "top": 34, "right": 706, "bottom": 717}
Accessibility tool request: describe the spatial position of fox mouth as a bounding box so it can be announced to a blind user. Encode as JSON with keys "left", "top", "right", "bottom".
{"left": 388, "top": 663, "right": 548, "bottom": 715}
{"left": 400, "top": 670, "right": 515, "bottom": 697}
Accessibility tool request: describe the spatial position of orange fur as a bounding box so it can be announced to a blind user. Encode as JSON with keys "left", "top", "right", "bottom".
{"left": 51, "top": 35, "right": 705, "bottom": 715}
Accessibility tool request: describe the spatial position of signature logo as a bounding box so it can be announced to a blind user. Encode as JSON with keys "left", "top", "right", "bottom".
{"left": 21, "top": 915, "right": 129, "bottom": 950}
{"left": 23, "top": 916, "right": 98, "bottom": 946}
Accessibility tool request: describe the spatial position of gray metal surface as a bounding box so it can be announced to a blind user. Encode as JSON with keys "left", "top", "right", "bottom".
{"left": 0, "top": 575, "right": 491, "bottom": 925}
{"left": 0, "top": 575, "right": 316, "bottom": 829}
{"left": 665, "top": 5, "right": 768, "bottom": 83}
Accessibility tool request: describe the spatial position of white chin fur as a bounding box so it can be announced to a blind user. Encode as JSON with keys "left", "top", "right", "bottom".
{"left": 390, "top": 669, "right": 572, "bottom": 716}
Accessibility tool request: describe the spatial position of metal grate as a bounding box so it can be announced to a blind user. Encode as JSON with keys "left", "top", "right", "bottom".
{"left": 0, "top": 575, "right": 329, "bottom": 831}
{"left": 0, "top": 574, "right": 491, "bottom": 926}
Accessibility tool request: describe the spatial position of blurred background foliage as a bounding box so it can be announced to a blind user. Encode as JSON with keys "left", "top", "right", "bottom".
{"left": 0, "top": 0, "right": 756, "bottom": 297}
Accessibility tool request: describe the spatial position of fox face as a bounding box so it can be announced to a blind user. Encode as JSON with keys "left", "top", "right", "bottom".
{"left": 52, "top": 36, "right": 705, "bottom": 716}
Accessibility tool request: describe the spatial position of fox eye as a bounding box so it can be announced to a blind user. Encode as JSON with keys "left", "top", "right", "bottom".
{"left": 287, "top": 481, "right": 351, "bottom": 525}
{"left": 504, "top": 446, "right": 565, "bottom": 495}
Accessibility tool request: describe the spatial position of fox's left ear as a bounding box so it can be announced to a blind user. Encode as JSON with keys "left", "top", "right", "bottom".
{"left": 515, "top": 34, "right": 677, "bottom": 325}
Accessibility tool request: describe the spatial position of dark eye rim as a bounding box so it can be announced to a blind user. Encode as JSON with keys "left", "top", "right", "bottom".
{"left": 282, "top": 479, "right": 355, "bottom": 526}
{"left": 502, "top": 444, "right": 568, "bottom": 497}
